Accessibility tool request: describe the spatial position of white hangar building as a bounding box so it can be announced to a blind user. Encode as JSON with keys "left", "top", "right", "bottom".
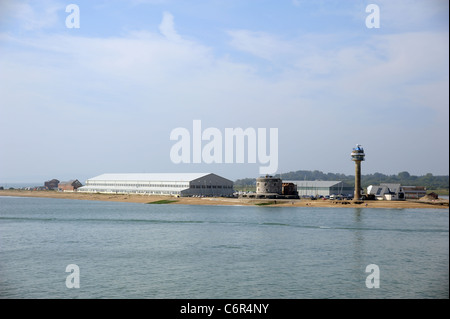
{"left": 77, "top": 173, "right": 234, "bottom": 197}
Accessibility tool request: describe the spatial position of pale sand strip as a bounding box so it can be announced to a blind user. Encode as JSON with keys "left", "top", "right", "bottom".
{"left": 0, "top": 190, "right": 448, "bottom": 209}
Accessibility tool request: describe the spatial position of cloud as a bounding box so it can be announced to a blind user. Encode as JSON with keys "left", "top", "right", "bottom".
{"left": 2, "top": 12, "right": 447, "bottom": 127}
{"left": 374, "top": 0, "right": 449, "bottom": 31}
{"left": 226, "top": 30, "right": 296, "bottom": 61}
{"left": 158, "top": 11, "right": 181, "bottom": 41}
{"left": 0, "top": 0, "right": 62, "bottom": 31}
{"left": 0, "top": 7, "right": 448, "bottom": 179}
{"left": 226, "top": 24, "right": 448, "bottom": 110}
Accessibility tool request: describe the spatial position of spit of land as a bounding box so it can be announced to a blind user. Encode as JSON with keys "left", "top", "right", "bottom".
{"left": 0, "top": 190, "right": 448, "bottom": 209}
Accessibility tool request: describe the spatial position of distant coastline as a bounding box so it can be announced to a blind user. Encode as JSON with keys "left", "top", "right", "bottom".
{"left": 0, "top": 190, "right": 448, "bottom": 209}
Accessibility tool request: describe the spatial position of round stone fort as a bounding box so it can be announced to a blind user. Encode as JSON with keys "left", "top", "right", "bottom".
{"left": 256, "top": 175, "right": 282, "bottom": 195}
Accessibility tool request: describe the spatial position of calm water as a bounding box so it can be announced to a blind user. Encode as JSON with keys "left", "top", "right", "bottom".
{"left": 0, "top": 196, "right": 448, "bottom": 299}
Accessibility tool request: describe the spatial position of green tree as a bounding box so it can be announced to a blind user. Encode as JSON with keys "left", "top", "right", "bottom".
{"left": 398, "top": 171, "right": 410, "bottom": 179}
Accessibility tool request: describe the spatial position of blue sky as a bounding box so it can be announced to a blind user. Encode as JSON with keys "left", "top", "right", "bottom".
{"left": 0, "top": 0, "right": 448, "bottom": 183}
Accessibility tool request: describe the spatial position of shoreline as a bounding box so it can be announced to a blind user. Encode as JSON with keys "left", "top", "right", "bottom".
{"left": 0, "top": 190, "right": 448, "bottom": 209}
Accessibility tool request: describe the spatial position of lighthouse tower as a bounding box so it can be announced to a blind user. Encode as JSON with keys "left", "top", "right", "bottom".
{"left": 351, "top": 144, "right": 365, "bottom": 201}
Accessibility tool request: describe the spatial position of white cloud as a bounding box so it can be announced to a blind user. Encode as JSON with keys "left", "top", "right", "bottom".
{"left": 374, "top": 0, "right": 449, "bottom": 30}
{"left": 0, "top": 0, "right": 62, "bottom": 31}
{"left": 226, "top": 25, "right": 448, "bottom": 117}
{"left": 0, "top": 7, "right": 448, "bottom": 179}
{"left": 158, "top": 11, "right": 182, "bottom": 42}
{"left": 227, "top": 30, "right": 295, "bottom": 61}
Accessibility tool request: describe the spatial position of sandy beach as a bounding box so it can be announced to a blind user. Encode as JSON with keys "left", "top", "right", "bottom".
{"left": 0, "top": 189, "right": 448, "bottom": 209}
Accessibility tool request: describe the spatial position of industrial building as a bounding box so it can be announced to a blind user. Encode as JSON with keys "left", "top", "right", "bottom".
{"left": 284, "top": 180, "right": 354, "bottom": 198}
{"left": 251, "top": 176, "right": 351, "bottom": 199}
{"left": 77, "top": 173, "right": 234, "bottom": 197}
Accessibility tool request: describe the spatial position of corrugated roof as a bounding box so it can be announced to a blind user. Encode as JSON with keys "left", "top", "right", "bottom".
{"left": 380, "top": 183, "right": 402, "bottom": 193}
{"left": 87, "top": 173, "right": 213, "bottom": 182}
{"left": 284, "top": 180, "right": 343, "bottom": 188}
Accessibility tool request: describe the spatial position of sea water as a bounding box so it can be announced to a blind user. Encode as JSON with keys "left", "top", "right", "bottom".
{"left": 0, "top": 196, "right": 448, "bottom": 299}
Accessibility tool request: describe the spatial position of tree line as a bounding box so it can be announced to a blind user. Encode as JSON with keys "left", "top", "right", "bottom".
{"left": 235, "top": 170, "right": 449, "bottom": 190}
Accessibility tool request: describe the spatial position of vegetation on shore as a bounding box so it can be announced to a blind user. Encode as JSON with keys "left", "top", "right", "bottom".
{"left": 427, "top": 189, "right": 449, "bottom": 196}
{"left": 255, "top": 202, "right": 276, "bottom": 206}
{"left": 146, "top": 199, "right": 178, "bottom": 204}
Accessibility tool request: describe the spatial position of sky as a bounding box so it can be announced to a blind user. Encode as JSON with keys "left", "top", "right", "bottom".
{"left": 0, "top": 0, "right": 448, "bottom": 183}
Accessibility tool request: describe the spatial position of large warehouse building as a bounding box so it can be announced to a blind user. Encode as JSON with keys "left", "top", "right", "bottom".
{"left": 283, "top": 180, "right": 354, "bottom": 197}
{"left": 77, "top": 173, "right": 234, "bottom": 197}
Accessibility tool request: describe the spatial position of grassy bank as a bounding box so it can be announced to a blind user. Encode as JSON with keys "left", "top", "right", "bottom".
{"left": 146, "top": 199, "right": 178, "bottom": 204}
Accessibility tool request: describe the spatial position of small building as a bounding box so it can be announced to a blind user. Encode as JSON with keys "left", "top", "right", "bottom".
{"left": 77, "top": 173, "right": 234, "bottom": 197}
{"left": 282, "top": 183, "right": 298, "bottom": 196}
{"left": 402, "top": 186, "right": 427, "bottom": 199}
{"left": 367, "top": 183, "right": 405, "bottom": 201}
{"left": 44, "top": 179, "right": 60, "bottom": 190}
{"left": 58, "top": 180, "right": 83, "bottom": 192}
